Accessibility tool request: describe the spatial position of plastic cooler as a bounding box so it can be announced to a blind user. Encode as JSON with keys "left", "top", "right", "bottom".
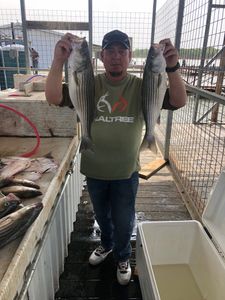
{"left": 136, "top": 168, "right": 225, "bottom": 300}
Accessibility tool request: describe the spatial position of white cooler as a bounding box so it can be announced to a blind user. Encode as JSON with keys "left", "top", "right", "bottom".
{"left": 136, "top": 168, "right": 225, "bottom": 300}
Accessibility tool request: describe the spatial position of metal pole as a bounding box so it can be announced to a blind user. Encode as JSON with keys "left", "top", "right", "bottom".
{"left": 211, "top": 33, "right": 225, "bottom": 122}
{"left": 20, "top": 0, "right": 31, "bottom": 73}
{"left": 11, "top": 22, "right": 15, "bottom": 43}
{"left": 192, "top": 0, "right": 212, "bottom": 123}
{"left": 164, "top": 0, "right": 185, "bottom": 160}
{"left": 1, "top": 49, "right": 8, "bottom": 89}
{"left": 88, "top": 0, "right": 93, "bottom": 58}
{"left": 151, "top": 0, "right": 157, "bottom": 44}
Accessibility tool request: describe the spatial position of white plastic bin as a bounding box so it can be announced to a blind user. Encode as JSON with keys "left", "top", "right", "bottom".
{"left": 136, "top": 168, "right": 225, "bottom": 300}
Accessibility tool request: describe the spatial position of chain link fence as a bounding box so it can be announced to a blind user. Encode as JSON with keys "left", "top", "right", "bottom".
{"left": 156, "top": 0, "right": 225, "bottom": 218}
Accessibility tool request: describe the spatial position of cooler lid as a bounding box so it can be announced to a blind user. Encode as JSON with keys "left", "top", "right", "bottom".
{"left": 202, "top": 168, "right": 225, "bottom": 257}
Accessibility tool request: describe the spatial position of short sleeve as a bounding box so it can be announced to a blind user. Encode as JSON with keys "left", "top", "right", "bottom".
{"left": 59, "top": 83, "right": 74, "bottom": 109}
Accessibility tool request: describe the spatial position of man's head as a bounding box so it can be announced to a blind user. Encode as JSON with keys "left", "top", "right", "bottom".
{"left": 102, "top": 30, "right": 130, "bottom": 50}
{"left": 101, "top": 30, "right": 132, "bottom": 82}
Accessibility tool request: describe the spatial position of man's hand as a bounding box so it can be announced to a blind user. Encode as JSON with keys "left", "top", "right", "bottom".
{"left": 53, "top": 32, "right": 76, "bottom": 65}
{"left": 159, "top": 38, "right": 178, "bottom": 68}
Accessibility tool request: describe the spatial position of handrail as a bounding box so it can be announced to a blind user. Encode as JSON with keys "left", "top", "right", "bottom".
{"left": 186, "top": 83, "right": 225, "bottom": 104}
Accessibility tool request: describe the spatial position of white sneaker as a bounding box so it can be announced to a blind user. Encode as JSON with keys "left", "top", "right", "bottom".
{"left": 89, "top": 245, "right": 112, "bottom": 266}
{"left": 117, "top": 260, "right": 131, "bottom": 285}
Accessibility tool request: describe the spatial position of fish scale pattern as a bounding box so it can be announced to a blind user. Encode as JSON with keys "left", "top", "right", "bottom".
{"left": 55, "top": 187, "right": 143, "bottom": 300}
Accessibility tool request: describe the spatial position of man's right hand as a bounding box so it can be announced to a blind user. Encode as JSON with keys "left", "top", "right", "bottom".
{"left": 53, "top": 32, "right": 76, "bottom": 65}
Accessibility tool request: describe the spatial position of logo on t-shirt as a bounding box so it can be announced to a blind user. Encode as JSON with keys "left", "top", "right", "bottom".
{"left": 96, "top": 92, "right": 133, "bottom": 123}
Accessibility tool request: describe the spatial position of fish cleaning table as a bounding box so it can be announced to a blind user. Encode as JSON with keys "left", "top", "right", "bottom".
{"left": 0, "top": 93, "right": 83, "bottom": 299}
{"left": 0, "top": 136, "right": 83, "bottom": 300}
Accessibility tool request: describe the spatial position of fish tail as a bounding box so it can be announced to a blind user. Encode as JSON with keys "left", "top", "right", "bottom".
{"left": 79, "top": 136, "right": 94, "bottom": 153}
{"left": 140, "top": 134, "right": 158, "bottom": 153}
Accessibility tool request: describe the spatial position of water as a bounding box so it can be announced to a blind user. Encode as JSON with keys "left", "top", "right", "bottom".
{"left": 153, "top": 264, "right": 205, "bottom": 300}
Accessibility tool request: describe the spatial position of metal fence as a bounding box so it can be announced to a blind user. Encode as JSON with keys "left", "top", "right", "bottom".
{"left": 0, "top": 0, "right": 225, "bottom": 218}
{"left": 155, "top": 0, "right": 225, "bottom": 218}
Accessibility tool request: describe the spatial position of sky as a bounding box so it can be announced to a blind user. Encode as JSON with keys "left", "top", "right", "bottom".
{"left": 0, "top": 0, "right": 167, "bottom": 12}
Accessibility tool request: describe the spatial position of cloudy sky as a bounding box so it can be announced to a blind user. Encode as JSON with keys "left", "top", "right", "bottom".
{"left": 1, "top": 0, "right": 167, "bottom": 12}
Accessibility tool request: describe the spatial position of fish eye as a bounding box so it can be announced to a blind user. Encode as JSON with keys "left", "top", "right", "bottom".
{"left": 4, "top": 202, "right": 10, "bottom": 207}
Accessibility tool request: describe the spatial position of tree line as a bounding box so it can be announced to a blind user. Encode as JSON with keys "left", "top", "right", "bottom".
{"left": 133, "top": 47, "right": 219, "bottom": 59}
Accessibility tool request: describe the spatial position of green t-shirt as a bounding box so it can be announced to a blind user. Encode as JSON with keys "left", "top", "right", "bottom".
{"left": 80, "top": 73, "right": 144, "bottom": 180}
{"left": 61, "top": 73, "right": 175, "bottom": 180}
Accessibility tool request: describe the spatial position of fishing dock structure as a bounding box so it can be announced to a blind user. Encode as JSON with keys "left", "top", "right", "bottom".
{"left": 1, "top": 0, "right": 225, "bottom": 299}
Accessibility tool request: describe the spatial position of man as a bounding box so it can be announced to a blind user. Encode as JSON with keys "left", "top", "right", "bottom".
{"left": 45, "top": 30, "right": 187, "bottom": 285}
{"left": 29, "top": 47, "right": 39, "bottom": 74}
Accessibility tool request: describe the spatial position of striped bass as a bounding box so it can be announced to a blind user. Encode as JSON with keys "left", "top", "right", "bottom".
{"left": 0, "top": 202, "right": 43, "bottom": 249}
{"left": 3, "top": 178, "right": 40, "bottom": 189}
{"left": 0, "top": 193, "right": 21, "bottom": 219}
{"left": 1, "top": 185, "right": 42, "bottom": 198}
{"left": 141, "top": 43, "right": 167, "bottom": 152}
{"left": 68, "top": 36, "right": 95, "bottom": 152}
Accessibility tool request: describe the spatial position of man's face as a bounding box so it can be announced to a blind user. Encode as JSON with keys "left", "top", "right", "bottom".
{"left": 101, "top": 43, "right": 131, "bottom": 81}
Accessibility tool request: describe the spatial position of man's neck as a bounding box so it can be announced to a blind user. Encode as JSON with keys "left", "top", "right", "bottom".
{"left": 105, "top": 71, "right": 128, "bottom": 82}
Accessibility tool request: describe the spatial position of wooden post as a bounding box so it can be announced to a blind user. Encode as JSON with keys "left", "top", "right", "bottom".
{"left": 211, "top": 34, "right": 225, "bottom": 122}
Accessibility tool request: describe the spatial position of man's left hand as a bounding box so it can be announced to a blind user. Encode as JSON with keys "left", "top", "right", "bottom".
{"left": 159, "top": 38, "right": 178, "bottom": 68}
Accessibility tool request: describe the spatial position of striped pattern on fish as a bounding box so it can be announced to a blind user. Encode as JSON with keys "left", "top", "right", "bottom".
{"left": 0, "top": 202, "right": 43, "bottom": 248}
{"left": 141, "top": 43, "right": 167, "bottom": 152}
{"left": 68, "top": 36, "right": 95, "bottom": 152}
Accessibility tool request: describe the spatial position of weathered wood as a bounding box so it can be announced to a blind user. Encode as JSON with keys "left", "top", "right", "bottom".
{"left": 136, "top": 203, "right": 187, "bottom": 212}
{"left": 139, "top": 158, "right": 168, "bottom": 179}
{"left": 138, "top": 211, "right": 192, "bottom": 221}
{"left": 0, "top": 98, "right": 77, "bottom": 137}
{"left": 136, "top": 196, "right": 184, "bottom": 205}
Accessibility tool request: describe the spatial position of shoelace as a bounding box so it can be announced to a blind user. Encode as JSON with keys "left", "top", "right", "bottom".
{"left": 95, "top": 245, "right": 105, "bottom": 255}
{"left": 118, "top": 261, "right": 128, "bottom": 271}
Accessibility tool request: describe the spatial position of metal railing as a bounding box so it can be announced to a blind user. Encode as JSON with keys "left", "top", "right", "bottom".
{"left": 155, "top": 0, "right": 225, "bottom": 217}
{"left": 157, "top": 86, "right": 225, "bottom": 218}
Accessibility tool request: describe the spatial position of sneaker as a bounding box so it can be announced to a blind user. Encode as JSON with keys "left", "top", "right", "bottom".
{"left": 89, "top": 245, "right": 112, "bottom": 266}
{"left": 117, "top": 260, "right": 131, "bottom": 285}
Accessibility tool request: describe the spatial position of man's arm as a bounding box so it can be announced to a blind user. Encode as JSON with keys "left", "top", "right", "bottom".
{"left": 160, "top": 38, "right": 187, "bottom": 109}
{"left": 45, "top": 33, "right": 75, "bottom": 105}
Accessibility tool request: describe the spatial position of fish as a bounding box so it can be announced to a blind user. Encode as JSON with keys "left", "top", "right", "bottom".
{"left": 0, "top": 202, "right": 43, "bottom": 249}
{"left": 0, "top": 157, "right": 31, "bottom": 188}
{"left": 0, "top": 178, "right": 40, "bottom": 189}
{"left": 25, "top": 155, "right": 58, "bottom": 174}
{"left": 141, "top": 43, "right": 167, "bottom": 152}
{"left": 7, "top": 178, "right": 39, "bottom": 189}
{"left": 68, "top": 36, "right": 95, "bottom": 152}
{"left": 0, "top": 154, "right": 58, "bottom": 184}
{"left": 1, "top": 154, "right": 58, "bottom": 173}
{"left": 0, "top": 193, "right": 21, "bottom": 219}
{"left": 13, "top": 171, "right": 42, "bottom": 182}
{"left": 1, "top": 185, "right": 42, "bottom": 198}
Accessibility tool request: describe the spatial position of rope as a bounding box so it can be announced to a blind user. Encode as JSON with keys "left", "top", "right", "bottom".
{"left": 0, "top": 103, "right": 40, "bottom": 157}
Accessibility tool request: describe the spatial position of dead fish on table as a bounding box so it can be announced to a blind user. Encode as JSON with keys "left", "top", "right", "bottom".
{"left": 1, "top": 186, "right": 42, "bottom": 199}
{"left": 25, "top": 155, "right": 58, "bottom": 174}
{"left": 0, "top": 193, "right": 21, "bottom": 219}
{"left": 68, "top": 36, "right": 95, "bottom": 152}
{"left": 0, "top": 157, "right": 31, "bottom": 188}
{"left": 141, "top": 43, "right": 167, "bottom": 153}
{"left": 0, "top": 178, "right": 40, "bottom": 189}
{"left": 0, "top": 202, "right": 43, "bottom": 249}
